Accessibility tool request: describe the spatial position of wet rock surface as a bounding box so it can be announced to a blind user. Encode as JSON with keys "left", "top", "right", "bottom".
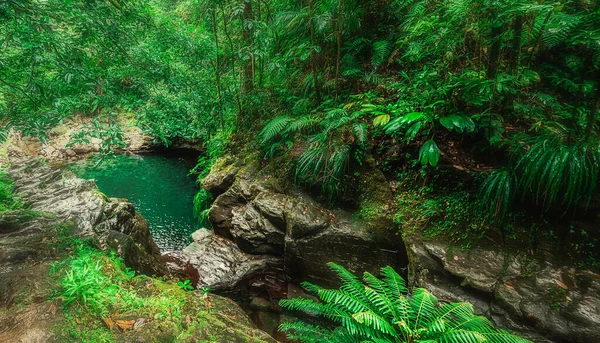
{"left": 407, "top": 238, "right": 600, "bottom": 343}
{"left": 162, "top": 229, "right": 282, "bottom": 291}
{"left": 197, "top": 156, "right": 407, "bottom": 287}
{"left": 0, "top": 159, "right": 276, "bottom": 343}
{"left": 0, "top": 210, "right": 64, "bottom": 343}
{"left": 6, "top": 159, "right": 167, "bottom": 275}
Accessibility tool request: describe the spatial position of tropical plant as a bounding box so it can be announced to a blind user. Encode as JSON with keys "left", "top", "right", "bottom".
{"left": 480, "top": 169, "right": 515, "bottom": 219}
{"left": 260, "top": 105, "right": 367, "bottom": 201}
{"left": 515, "top": 136, "right": 599, "bottom": 213}
{"left": 280, "top": 263, "right": 531, "bottom": 343}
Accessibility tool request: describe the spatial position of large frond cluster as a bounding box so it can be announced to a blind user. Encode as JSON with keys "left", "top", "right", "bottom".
{"left": 280, "top": 263, "right": 531, "bottom": 343}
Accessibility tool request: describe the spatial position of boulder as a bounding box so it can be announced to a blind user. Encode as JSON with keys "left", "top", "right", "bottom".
{"left": 162, "top": 229, "right": 281, "bottom": 291}
{"left": 231, "top": 205, "right": 285, "bottom": 255}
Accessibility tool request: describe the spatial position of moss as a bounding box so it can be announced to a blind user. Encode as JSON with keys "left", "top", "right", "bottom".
{"left": 50, "top": 240, "right": 273, "bottom": 343}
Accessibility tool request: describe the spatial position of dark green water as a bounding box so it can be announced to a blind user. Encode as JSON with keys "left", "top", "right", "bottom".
{"left": 71, "top": 154, "right": 200, "bottom": 251}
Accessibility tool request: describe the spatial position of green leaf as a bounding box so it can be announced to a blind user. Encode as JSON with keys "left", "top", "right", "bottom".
{"left": 419, "top": 140, "right": 440, "bottom": 167}
{"left": 373, "top": 114, "right": 391, "bottom": 127}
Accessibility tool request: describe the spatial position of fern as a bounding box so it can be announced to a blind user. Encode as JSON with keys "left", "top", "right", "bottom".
{"left": 372, "top": 40, "right": 392, "bottom": 69}
{"left": 516, "top": 136, "right": 599, "bottom": 213}
{"left": 480, "top": 169, "right": 516, "bottom": 219}
{"left": 280, "top": 263, "right": 531, "bottom": 343}
{"left": 259, "top": 115, "right": 294, "bottom": 145}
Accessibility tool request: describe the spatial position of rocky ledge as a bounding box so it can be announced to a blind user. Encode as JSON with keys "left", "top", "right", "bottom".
{"left": 165, "top": 156, "right": 407, "bottom": 293}
{"left": 5, "top": 159, "right": 167, "bottom": 275}
{"left": 408, "top": 238, "right": 600, "bottom": 343}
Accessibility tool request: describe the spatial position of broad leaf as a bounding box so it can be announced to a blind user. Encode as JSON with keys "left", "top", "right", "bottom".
{"left": 419, "top": 140, "right": 440, "bottom": 167}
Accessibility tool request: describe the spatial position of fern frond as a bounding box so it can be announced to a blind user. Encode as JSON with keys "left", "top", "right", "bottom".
{"left": 259, "top": 115, "right": 293, "bottom": 145}
{"left": 372, "top": 40, "right": 392, "bottom": 68}
{"left": 352, "top": 311, "right": 399, "bottom": 336}
{"left": 409, "top": 288, "right": 437, "bottom": 330}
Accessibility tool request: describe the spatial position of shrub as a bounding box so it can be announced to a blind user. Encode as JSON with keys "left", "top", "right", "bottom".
{"left": 280, "top": 263, "right": 530, "bottom": 343}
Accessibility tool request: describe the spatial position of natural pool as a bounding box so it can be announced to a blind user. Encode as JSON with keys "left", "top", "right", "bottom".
{"left": 70, "top": 153, "right": 201, "bottom": 251}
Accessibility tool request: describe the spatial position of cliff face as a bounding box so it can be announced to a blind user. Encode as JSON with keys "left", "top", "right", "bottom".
{"left": 405, "top": 236, "right": 600, "bottom": 343}
{"left": 188, "top": 155, "right": 599, "bottom": 343}
{"left": 168, "top": 156, "right": 408, "bottom": 290}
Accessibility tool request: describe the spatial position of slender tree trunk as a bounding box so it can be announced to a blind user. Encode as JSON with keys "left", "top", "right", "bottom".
{"left": 241, "top": 0, "right": 254, "bottom": 92}
{"left": 528, "top": 11, "right": 552, "bottom": 67}
{"left": 508, "top": 15, "right": 522, "bottom": 75}
{"left": 585, "top": 86, "right": 600, "bottom": 141}
{"left": 502, "top": 15, "right": 523, "bottom": 114}
{"left": 211, "top": 8, "right": 224, "bottom": 129}
{"left": 308, "top": 0, "right": 321, "bottom": 102}
{"left": 334, "top": 0, "right": 343, "bottom": 98}
{"left": 220, "top": 2, "right": 242, "bottom": 114}
{"left": 486, "top": 22, "right": 503, "bottom": 80}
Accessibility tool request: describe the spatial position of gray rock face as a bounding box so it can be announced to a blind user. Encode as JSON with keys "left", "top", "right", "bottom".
{"left": 162, "top": 229, "right": 281, "bottom": 291}
{"left": 202, "top": 157, "right": 407, "bottom": 286}
{"left": 407, "top": 239, "right": 600, "bottom": 343}
{"left": 6, "top": 159, "right": 167, "bottom": 275}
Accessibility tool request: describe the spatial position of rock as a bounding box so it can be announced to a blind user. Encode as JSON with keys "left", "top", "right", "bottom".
{"left": 284, "top": 198, "right": 329, "bottom": 239}
{"left": 162, "top": 229, "right": 281, "bottom": 291}
{"left": 284, "top": 213, "right": 405, "bottom": 286}
{"left": 201, "top": 157, "right": 241, "bottom": 196}
{"left": 65, "top": 148, "right": 77, "bottom": 157}
{"left": 202, "top": 156, "right": 407, "bottom": 286}
{"left": 231, "top": 205, "right": 285, "bottom": 254}
{"left": 286, "top": 283, "right": 319, "bottom": 302}
{"left": 253, "top": 192, "right": 287, "bottom": 228}
{"left": 6, "top": 159, "right": 167, "bottom": 275}
{"left": 249, "top": 297, "right": 281, "bottom": 313}
{"left": 407, "top": 238, "right": 600, "bottom": 343}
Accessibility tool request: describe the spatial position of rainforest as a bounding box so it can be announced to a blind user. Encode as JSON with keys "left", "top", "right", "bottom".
{"left": 0, "top": 0, "right": 599, "bottom": 342}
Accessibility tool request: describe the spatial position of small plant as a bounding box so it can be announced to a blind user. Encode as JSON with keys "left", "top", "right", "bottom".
{"left": 480, "top": 169, "right": 515, "bottom": 219}
{"left": 178, "top": 279, "right": 194, "bottom": 291}
{"left": 260, "top": 106, "right": 367, "bottom": 201}
{"left": 0, "top": 172, "right": 21, "bottom": 213}
{"left": 280, "top": 263, "right": 530, "bottom": 343}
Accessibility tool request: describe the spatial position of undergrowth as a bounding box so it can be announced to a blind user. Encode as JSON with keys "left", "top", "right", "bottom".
{"left": 50, "top": 241, "right": 198, "bottom": 343}
{"left": 0, "top": 171, "right": 21, "bottom": 212}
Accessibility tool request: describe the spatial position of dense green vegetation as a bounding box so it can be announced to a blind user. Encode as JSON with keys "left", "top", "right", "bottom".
{"left": 280, "top": 263, "right": 530, "bottom": 343}
{"left": 2, "top": 0, "right": 600, "bottom": 341}
{"left": 2, "top": 0, "right": 599, "bottom": 215}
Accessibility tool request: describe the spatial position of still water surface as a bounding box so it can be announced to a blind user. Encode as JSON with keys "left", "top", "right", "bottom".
{"left": 71, "top": 154, "right": 200, "bottom": 251}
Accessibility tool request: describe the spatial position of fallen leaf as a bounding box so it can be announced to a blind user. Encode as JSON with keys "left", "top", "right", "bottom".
{"left": 503, "top": 282, "right": 515, "bottom": 290}
{"left": 48, "top": 304, "right": 57, "bottom": 314}
{"left": 103, "top": 317, "right": 115, "bottom": 330}
{"left": 555, "top": 280, "right": 568, "bottom": 290}
{"left": 115, "top": 319, "right": 135, "bottom": 331}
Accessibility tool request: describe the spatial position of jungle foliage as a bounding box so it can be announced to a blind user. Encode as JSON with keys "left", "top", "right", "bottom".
{"left": 2, "top": 0, "right": 599, "bottom": 214}
{"left": 280, "top": 263, "right": 531, "bottom": 343}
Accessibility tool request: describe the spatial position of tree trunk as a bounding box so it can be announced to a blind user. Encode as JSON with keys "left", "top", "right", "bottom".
{"left": 211, "top": 8, "right": 224, "bottom": 129}
{"left": 308, "top": 0, "right": 322, "bottom": 102}
{"left": 241, "top": 0, "right": 254, "bottom": 92}
{"left": 585, "top": 86, "right": 600, "bottom": 141}
{"left": 334, "top": 0, "right": 343, "bottom": 98}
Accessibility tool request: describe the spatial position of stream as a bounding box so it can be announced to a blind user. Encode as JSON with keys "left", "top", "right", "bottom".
{"left": 70, "top": 153, "right": 202, "bottom": 251}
